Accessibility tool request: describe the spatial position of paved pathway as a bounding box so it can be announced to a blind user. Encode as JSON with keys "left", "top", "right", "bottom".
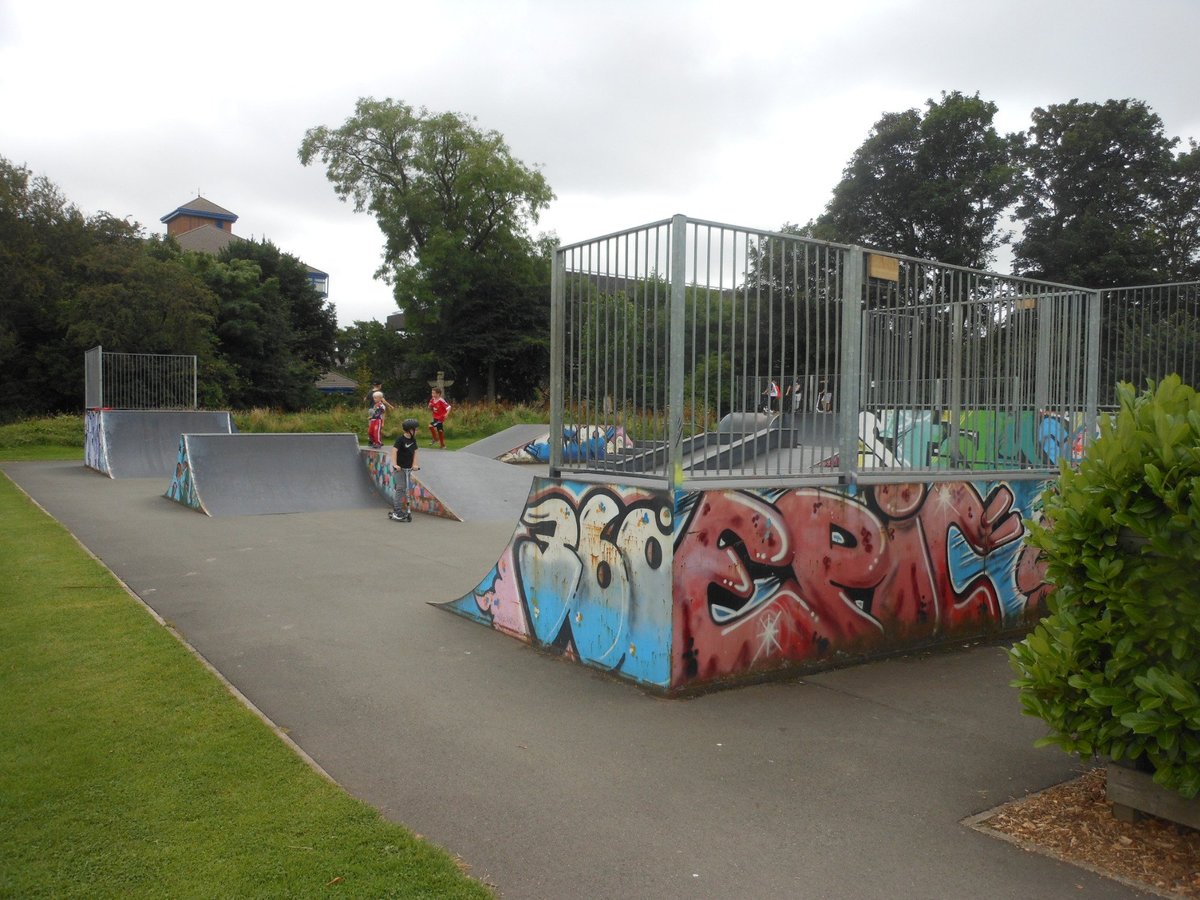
{"left": 3, "top": 460, "right": 1141, "bottom": 899}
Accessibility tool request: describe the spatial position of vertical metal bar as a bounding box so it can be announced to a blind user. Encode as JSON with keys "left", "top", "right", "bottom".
{"left": 1084, "top": 288, "right": 1102, "bottom": 448}
{"left": 668, "top": 214, "right": 688, "bottom": 490}
{"left": 838, "top": 246, "right": 864, "bottom": 479}
{"left": 549, "top": 247, "right": 565, "bottom": 475}
{"left": 948, "top": 285, "right": 964, "bottom": 468}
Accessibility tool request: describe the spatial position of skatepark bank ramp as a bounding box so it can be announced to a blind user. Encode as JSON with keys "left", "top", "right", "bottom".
{"left": 166, "top": 433, "right": 386, "bottom": 517}
{"left": 85, "top": 409, "right": 235, "bottom": 478}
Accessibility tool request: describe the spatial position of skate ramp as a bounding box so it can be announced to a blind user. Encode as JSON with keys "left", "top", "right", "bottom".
{"left": 410, "top": 451, "right": 543, "bottom": 522}
{"left": 85, "top": 409, "right": 235, "bottom": 478}
{"left": 165, "top": 432, "right": 386, "bottom": 517}
{"left": 459, "top": 424, "right": 549, "bottom": 460}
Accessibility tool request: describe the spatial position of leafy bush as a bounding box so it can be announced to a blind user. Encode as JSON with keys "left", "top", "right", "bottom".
{"left": 1010, "top": 377, "right": 1200, "bottom": 798}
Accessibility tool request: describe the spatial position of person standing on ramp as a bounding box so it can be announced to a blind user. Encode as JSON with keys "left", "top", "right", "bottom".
{"left": 389, "top": 418, "right": 420, "bottom": 522}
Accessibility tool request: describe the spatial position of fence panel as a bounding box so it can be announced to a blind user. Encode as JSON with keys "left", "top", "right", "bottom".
{"left": 1099, "top": 283, "right": 1200, "bottom": 407}
{"left": 84, "top": 346, "right": 198, "bottom": 410}
{"left": 552, "top": 218, "right": 1198, "bottom": 487}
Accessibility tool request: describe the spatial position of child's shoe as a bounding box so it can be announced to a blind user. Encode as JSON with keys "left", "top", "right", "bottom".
{"left": 388, "top": 511, "right": 406, "bottom": 522}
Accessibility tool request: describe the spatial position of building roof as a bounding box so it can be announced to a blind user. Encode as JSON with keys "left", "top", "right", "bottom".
{"left": 173, "top": 223, "right": 242, "bottom": 254}
{"left": 160, "top": 196, "right": 238, "bottom": 226}
{"left": 315, "top": 371, "right": 358, "bottom": 392}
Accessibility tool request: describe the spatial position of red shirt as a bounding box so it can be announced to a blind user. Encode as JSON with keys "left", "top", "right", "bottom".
{"left": 429, "top": 397, "right": 451, "bottom": 422}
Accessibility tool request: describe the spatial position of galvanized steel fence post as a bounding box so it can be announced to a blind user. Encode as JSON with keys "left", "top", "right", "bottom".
{"left": 549, "top": 246, "right": 565, "bottom": 476}
{"left": 1084, "top": 289, "right": 1102, "bottom": 445}
{"left": 668, "top": 214, "right": 688, "bottom": 491}
{"left": 837, "top": 247, "right": 864, "bottom": 480}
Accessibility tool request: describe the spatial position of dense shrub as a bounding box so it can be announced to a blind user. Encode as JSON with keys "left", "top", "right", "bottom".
{"left": 1010, "top": 377, "right": 1200, "bottom": 798}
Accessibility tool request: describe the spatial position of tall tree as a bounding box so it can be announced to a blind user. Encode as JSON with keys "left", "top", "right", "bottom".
{"left": 1152, "top": 140, "right": 1200, "bottom": 282}
{"left": 299, "top": 98, "right": 555, "bottom": 401}
{"left": 219, "top": 239, "right": 338, "bottom": 376}
{"left": 814, "top": 91, "right": 1021, "bottom": 269}
{"left": 0, "top": 158, "right": 89, "bottom": 417}
{"left": 1013, "top": 99, "right": 1180, "bottom": 287}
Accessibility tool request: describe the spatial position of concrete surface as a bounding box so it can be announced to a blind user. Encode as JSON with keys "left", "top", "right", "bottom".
{"left": 459, "top": 424, "right": 550, "bottom": 460}
{"left": 410, "top": 449, "right": 545, "bottom": 522}
{"left": 3, "top": 459, "right": 1141, "bottom": 899}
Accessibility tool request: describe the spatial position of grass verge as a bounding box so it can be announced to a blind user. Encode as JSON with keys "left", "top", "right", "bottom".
{"left": 0, "top": 472, "right": 492, "bottom": 899}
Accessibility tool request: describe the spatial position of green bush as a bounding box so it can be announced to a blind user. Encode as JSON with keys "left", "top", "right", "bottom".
{"left": 1009, "top": 377, "right": 1200, "bottom": 799}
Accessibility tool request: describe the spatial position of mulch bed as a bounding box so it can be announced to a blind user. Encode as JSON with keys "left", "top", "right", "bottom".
{"left": 969, "top": 767, "right": 1200, "bottom": 897}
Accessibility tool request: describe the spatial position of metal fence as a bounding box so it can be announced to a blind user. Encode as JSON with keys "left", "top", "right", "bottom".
{"left": 84, "top": 346, "right": 197, "bottom": 410}
{"left": 1099, "top": 282, "right": 1200, "bottom": 408}
{"left": 549, "top": 215, "right": 1196, "bottom": 489}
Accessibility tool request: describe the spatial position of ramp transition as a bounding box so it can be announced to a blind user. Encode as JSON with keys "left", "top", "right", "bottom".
{"left": 166, "top": 433, "right": 386, "bottom": 517}
{"left": 85, "top": 409, "right": 235, "bottom": 479}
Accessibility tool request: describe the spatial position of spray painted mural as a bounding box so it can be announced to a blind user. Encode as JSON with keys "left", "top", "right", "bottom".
{"left": 442, "top": 474, "right": 1051, "bottom": 693}
{"left": 441, "top": 478, "right": 676, "bottom": 687}
{"left": 672, "top": 479, "right": 1050, "bottom": 689}
{"left": 498, "top": 426, "right": 634, "bottom": 464}
{"left": 165, "top": 436, "right": 202, "bottom": 511}
{"left": 84, "top": 409, "right": 105, "bottom": 472}
{"left": 821, "top": 410, "right": 1088, "bottom": 469}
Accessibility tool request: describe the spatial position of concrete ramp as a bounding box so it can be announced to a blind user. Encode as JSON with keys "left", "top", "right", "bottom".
{"left": 411, "top": 451, "right": 544, "bottom": 522}
{"left": 459, "top": 424, "right": 549, "bottom": 460}
{"left": 85, "top": 409, "right": 234, "bottom": 478}
{"left": 165, "top": 433, "right": 386, "bottom": 517}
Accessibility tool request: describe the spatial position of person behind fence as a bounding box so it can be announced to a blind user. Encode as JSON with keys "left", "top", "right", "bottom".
{"left": 367, "top": 391, "right": 388, "bottom": 449}
{"left": 388, "top": 418, "right": 420, "bottom": 522}
{"left": 817, "top": 382, "right": 833, "bottom": 413}
{"left": 428, "top": 387, "right": 451, "bottom": 448}
{"left": 761, "top": 380, "right": 780, "bottom": 414}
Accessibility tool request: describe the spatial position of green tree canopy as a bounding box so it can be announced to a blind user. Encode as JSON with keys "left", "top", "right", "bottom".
{"left": 813, "top": 91, "right": 1021, "bottom": 269}
{"left": 299, "top": 98, "right": 556, "bottom": 401}
{"left": 1013, "top": 99, "right": 1185, "bottom": 287}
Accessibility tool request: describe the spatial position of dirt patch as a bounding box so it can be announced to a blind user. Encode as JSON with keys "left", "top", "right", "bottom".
{"left": 969, "top": 767, "right": 1200, "bottom": 897}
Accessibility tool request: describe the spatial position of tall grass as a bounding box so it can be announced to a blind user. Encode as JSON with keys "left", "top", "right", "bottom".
{"left": 0, "top": 403, "right": 550, "bottom": 458}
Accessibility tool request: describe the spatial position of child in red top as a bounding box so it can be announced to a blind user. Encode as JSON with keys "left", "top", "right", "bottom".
{"left": 428, "top": 388, "right": 451, "bottom": 448}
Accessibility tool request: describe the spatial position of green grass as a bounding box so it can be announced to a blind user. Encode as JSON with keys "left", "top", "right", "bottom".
{"left": 0, "top": 403, "right": 550, "bottom": 461}
{"left": 0, "top": 413, "right": 82, "bottom": 460}
{"left": 0, "top": 474, "right": 493, "bottom": 898}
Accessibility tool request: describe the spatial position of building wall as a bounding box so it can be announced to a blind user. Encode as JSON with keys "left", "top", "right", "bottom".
{"left": 166, "top": 214, "right": 230, "bottom": 237}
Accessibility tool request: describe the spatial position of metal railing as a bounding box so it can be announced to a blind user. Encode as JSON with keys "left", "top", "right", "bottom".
{"left": 549, "top": 216, "right": 1194, "bottom": 489}
{"left": 1098, "top": 282, "right": 1200, "bottom": 408}
{"left": 84, "top": 346, "right": 198, "bottom": 410}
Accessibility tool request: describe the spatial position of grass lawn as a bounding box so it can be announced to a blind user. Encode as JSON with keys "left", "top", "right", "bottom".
{"left": 0, "top": 470, "right": 492, "bottom": 898}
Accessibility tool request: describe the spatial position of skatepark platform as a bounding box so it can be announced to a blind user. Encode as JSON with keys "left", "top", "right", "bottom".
{"left": 85, "top": 409, "right": 235, "bottom": 479}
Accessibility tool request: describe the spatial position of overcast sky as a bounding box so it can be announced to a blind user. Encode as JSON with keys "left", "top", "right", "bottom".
{"left": 3, "top": 0, "right": 1198, "bottom": 327}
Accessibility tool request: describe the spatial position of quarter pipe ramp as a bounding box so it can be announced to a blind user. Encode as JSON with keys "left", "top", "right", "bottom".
{"left": 85, "top": 409, "right": 235, "bottom": 479}
{"left": 166, "top": 432, "right": 387, "bottom": 517}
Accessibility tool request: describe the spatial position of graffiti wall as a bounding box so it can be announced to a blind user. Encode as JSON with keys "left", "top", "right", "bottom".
{"left": 441, "top": 474, "right": 1051, "bottom": 693}
{"left": 498, "top": 426, "right": 634, "bottom": 464}
{"left": 84, "top": 409, "right": 105, "bottom": 473}
{"left": 361, "top": 449, "right": 456, "bottom": 520}
{"left": 441, "top": 477, "right": 676, "bottom": 688}
{"left": 673, "top": 479, "right": 1050, "bottom": 690}
{"left": 849, "top": 409, "right": 1088, "bottom": 469}
{"left": 164, "top": 436, "right": 202, "bottom": 512}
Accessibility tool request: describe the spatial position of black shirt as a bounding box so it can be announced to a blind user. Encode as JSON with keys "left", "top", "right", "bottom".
{"left": 393, "top": 433, "right": 418, "bottom": 468}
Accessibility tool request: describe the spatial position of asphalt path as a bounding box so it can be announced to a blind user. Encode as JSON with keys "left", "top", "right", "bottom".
{"left": 3, "top": 460, "right": 1142, "bottom": 899}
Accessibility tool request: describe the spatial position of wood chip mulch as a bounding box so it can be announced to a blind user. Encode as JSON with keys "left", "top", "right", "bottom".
{"left": 971, "top": 768, "right": 1200, "bottom": 898}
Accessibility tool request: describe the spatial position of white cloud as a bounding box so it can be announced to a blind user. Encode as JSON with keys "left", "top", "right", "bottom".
{"left": 2, "top": 0, "right": 1197, "bottom": 327}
